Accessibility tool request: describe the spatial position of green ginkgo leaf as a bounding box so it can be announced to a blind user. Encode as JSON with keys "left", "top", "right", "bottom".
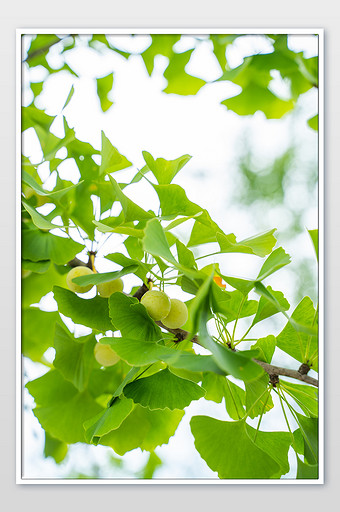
{"left": 83, "top": 397, "right": 135, "bottom": 444}
{"left": 216, "top": 229, "right": 276, "bottom": 257}
{"left": 123, "top": 368, "right": 205, "bottom": 410}
{"left": 53, "top": 323, "right": 96, "bottom": 391}
{"left": 99, "top": 131, "right": 132, "bottom": 175}
{"left": 190, "top": 416, "right": 281, "bottom": 479}
{"left": 53, "top": 286, "right": 113, "bottom": 333}
{"left": 142, "top": 151, "right": 192, "bottom": 185}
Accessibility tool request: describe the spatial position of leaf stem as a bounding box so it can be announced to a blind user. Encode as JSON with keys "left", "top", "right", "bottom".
{"left": 253, "top": 386, "right": 272, "bottom": 442}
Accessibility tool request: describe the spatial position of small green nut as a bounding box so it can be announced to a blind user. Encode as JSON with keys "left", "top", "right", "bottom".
{"left": 97, "top": 278, "right": 124, "bottom": 298}
{"left": 141, "top": 290, "right": 171, "bottom": 321}
{"left": 66, "top": 266, "right": 94, "bottom": 294}
{"left": 94, "top": 343, "right": 120, "bottom": 367}
{"left": 162, "top": 298, "right": 188, "bottom": 329}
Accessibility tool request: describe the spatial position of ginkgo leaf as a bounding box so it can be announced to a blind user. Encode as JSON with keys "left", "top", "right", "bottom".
{"left": 143, "top": 151, "right": 192, "bottom": 185}
{"left": 99, "top": 131, "right": 132, "bottom": 175}
{"left": 53, "top": 286, "right": 113, "bottom": 332}
{"left": 190, "top": 416, "right": 281, "bottom": 478}
{"left": 123, "top": 368, "right": 205, "bottom": 410}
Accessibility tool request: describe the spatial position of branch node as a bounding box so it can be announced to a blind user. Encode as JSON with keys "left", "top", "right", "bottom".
{"left": 298, "top": 363, "right": 310, "bottom": 375}
{"left": 269, "top": 374, "right": 280, "bottom": 387}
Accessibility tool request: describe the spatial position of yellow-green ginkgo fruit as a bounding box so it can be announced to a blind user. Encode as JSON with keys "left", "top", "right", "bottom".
{"left": 66, "top": 266, "right": 94, "bottom": 294}
{"left": 94, "top": 343, "right": 120, "bottom": 367}
{"left": 162, "top": 298, "right": 188, "bottom": 329}
{"left": 97, "top": 278, "right": 124, "bottom": 298}
{"left": 141, "top": 290, "right": 171, "bottom": 321}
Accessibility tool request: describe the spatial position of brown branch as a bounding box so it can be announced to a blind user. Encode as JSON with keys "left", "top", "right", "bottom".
{"left": 157, "top": 322, "right": 319, "bottom": 388}
{"left": 253, "top": 360, "right": 318, "bottom": 388}
{"left": 128, "top": 283, "right": 319, "bottom": 388}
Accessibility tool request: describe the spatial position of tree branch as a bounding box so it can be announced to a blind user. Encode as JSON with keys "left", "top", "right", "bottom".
{"left": 157, "top": 321, "right": 319, "bottom": 387}
{"left": 253, "top": 359, "right": 318, "bottom": 387}
{"left": 122, "top": 284, "right": 319, "bottom": 388}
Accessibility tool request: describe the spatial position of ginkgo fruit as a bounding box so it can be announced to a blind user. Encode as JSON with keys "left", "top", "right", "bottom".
{"left": 97, "top": 278, "right": 123, "bottom": 298}
{"left": 162, "top": 298, "right": 188, "bottom": 329}
{"left": 66, "top": 266, "right": 94, "bottom": 294}
{"left": 141, "top": 290, "right": 171, "bottom": 321}
{"left": 94, "top": 343, "right": 120, "bottom": 367}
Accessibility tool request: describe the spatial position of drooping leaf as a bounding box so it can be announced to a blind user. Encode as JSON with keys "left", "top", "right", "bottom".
{"left": 108, "top": 175, "right": 154, "bottom": 222}
{"left": 26, "top": 370, "right": 103, "bottom": 444}
{"left": 22, "top": 170, "right": 81, "bottom": 200}
{"left": 72, "top": 265, "right": 138, "bottom": 286}
{"left": 216, "top": 229, "right": 276, "bottom": 257}
{"left": 103, "top": 337, "right": 176, "bottom": 366}
{"left": 123, "top": 368, "right": 205, "bottom": 410}
{"left": 220, "top": 274, "right": 255, "bottom": 296}
{"left": 187, "top": 209, "right": 223, "bottom": 247}
{"left": 83, "top": 397, "right": 135, "bottom": 444}
{"left": 175, "top": 239, "right": 197, "bottom": 270}
{"left": 99, "top": 131, "right": 132, "bottom": 175}
{"left": 190, "top": 416, "right": 281, "bottom": 478}
{"left": 99, "top": 404, "right": 184, "bottom": 455}
{"left": 22, "top": 200, "right": 64, "bottom": 231}
{"left": 53, "top": 323, "right": 96, "bottom": 391}
{"left": 104, "top": 336, "right": 224, "bottom": 375}
{"left": 142, "top": 218, "right": 177, "bottom": 265}
{"left": 245, "top": 374, "right": 273, "bottom": 419}
{"left": 251, "top": 286, "right": 290, "bottom": 326}
{"left": 53, "top": 286, "right": 113, "bottom": 332}
{"left": 108, "top": 293, "right": 162, "bottom": 341}
{"left": 250, "top": 335, "right": 276, "bottom": 364}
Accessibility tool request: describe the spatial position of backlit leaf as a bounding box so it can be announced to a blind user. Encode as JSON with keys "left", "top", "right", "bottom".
{"left": 26, "top": 370, "right": 103, "bottom": 444}
{"left": 123, "top": 368, "right": 205, "bottom": 410}
{"left": 53, "top": 285, "right": 113, "bottom": 332}
{"left": 190, "top": 416, "right": 281, "bottom": 478}
{"left": 53, "top": 323, "right": 96, "bottom": 391}
{"left": 142, "top": 151, "right": 192, "bottom": 185}
{"left": 99, "top": 131, "right": 132, "bottom": 175}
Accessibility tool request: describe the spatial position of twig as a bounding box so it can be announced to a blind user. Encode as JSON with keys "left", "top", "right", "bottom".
{"left": 125, "top": 283, "right": 319, "bottom": 388}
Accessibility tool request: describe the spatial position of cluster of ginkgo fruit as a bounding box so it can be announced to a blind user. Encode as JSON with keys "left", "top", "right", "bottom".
{"left": 66, "top": 265, "right": 189, "bottom": 368}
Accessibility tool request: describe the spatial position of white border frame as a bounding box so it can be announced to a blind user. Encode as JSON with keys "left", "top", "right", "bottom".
{"left": 16, "top": 27, "right": 324, "bottom": 485}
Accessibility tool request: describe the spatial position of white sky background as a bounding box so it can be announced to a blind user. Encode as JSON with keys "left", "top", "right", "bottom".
{"left": 21, "top": 33, "right": 319, "bottom": 479}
